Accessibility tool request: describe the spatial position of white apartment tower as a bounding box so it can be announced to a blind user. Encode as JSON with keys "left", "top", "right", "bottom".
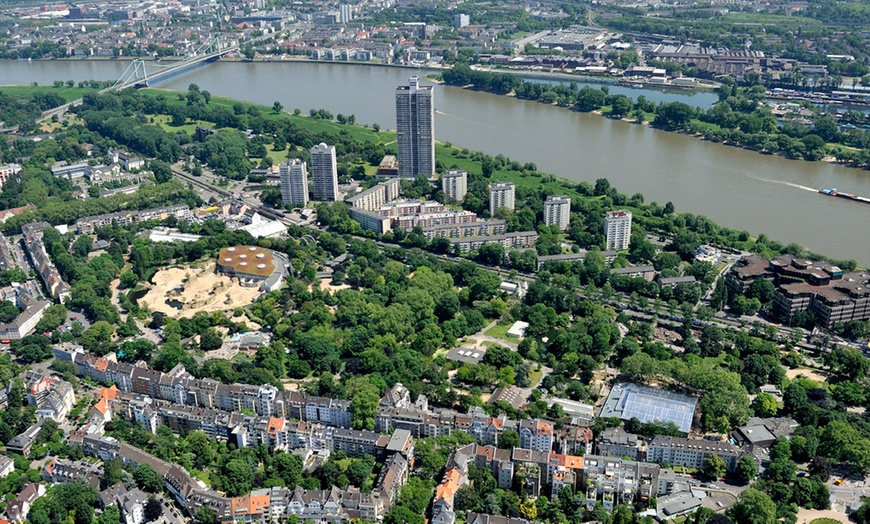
{"left": 544, "top": 195, "right": 571, "bottom": 231}
{"left": 395, "top": 76, "right": 435, "bottom": 179}
{"left": 605, "top": 210, "right": 632, "bottom": 251}
{"left": 280, "top": 159, "right": 309, "bottom": 208}
{"left": 339, "top": 4, "right": 353, "bottom": 23}
{"left": 310, "top": 143, "right": 339, "bottom": 201}
{"left": 441, "top": 169, "right": 468, "bottom": 203}
{"left": 489, "top": 181, "right": 516, "bottom": 215}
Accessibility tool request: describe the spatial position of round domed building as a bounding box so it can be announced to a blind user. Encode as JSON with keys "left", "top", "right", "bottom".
{"left": 217, "top": 246, "right": 288, "bottom": 292}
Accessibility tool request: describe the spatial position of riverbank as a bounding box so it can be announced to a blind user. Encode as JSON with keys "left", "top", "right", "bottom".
{"left": 441, "top": 64, "right": 870, "bottom": 172}
{"left": 4, "top": 56, "right": 714, "bottom": 93}
{"left": 2, "top": 59, "right": 868, "bottom": 263}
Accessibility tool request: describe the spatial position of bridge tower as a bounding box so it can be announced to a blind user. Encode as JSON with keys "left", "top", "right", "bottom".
{"left": 113, "top": 59, "right": 150, "bottom": 89}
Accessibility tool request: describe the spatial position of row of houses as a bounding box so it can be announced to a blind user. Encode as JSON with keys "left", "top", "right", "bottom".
{"left": 597, "top": 428, "right": 744, "bottom": 472}
{"left": 57, "top": 348, "right": 592, "bottom": 456}
{"left": 21, "top": 221, "right": 71, "bottom": 303}
{"left": 431, "top": 441, "right": 670, "bottom": 524}
{"left": 24, "top": 370, "right": 76, "bottom": 422}
{"left": 70, "top": 429, "right": 411, "bottom": 524}
{"left": 74, "top": 204, "right": 191, "bottom": 234}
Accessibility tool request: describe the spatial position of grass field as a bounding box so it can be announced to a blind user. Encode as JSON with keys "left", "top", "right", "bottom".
{"left": 141, "top": 88, "right": 397, "bottom": 145}
{"left": 0, "top": 85, "right": 93, "bottom": 103}
{"left": 528, "top": 367, "right": 543, "bottom": 387}
{"left": 436, "top": 143, "right": 595, "bottom": 201}
{"left": 152, "top": 114, "right": 215, "bottom": 135}
{"left": 808, "top": 519, "right": 844, "bottom": 524}
{"left": 484, "top": 322, "right": 514, "bottom": 341}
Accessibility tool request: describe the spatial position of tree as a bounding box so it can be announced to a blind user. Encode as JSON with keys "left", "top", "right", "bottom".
{"left": 736, "top": 456, "right": 757, "bottom": 484}
{"left": 195, "top": 506, "right": 217, "bottom": 524}
{"left": 808, "top": 456, "right": 831, "bottom": 482}
{"left": 272, "top": 101, "right": 284, "bottom": 114}
{"left": 96, "top": 506, "right": 121, "bottom": 524}
{"left": 144, "top": 498, "right": 162, "bottom": 522}
{"left": 221, "top": 458, "right": 255, "bottom": 496}
{"left": 750, "top": 392, "right": 778, "bottom": 417}
{"left": 103, "top": 458, "right": 123, "bottom": 488}
{"left": 454, "top": 484, "right": 479, "bottom": 512}
{"left": 119, "top": 270, "right": 139, "bottom": 289}
{"left": 384, "top": 505, "right": 424, "bottom": 524}
{"left": 271, "top": 452, "right": 303, "bottom": 488}
{"left": 200, "top": 328, "right": 222, "bottom": 351}
{"left": 347, "top": 377, "right": 380, "bottom": 430}
{"left": 133, "top": 464, "right": 163, "bottom": 492}
{"left": 769, "top": 437, "right": 792, "bottom": 463}
{"left": 80, "top": 321, "right": 115, "bottom": 355}
{"left": 727, "top": 489, "right": 777, "bottom": 524}
{"left": 703, "top": 453, "right": 727, "bottom": 479}
{"left": 0, "top": 300, "right": 19, "bottom": 323}
{"left": 498, "top": 429, "right": 520, "bottom": 450}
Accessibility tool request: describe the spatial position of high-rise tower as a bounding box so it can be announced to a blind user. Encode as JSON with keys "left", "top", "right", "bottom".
{"left": 310, "top": 143, "right": 339, "bottom": 201}
{"left": 280, "top": 159, "right": 309, "bottom": 207}
{"left": 395, "top": 76, "right": 435, "bottom": 179}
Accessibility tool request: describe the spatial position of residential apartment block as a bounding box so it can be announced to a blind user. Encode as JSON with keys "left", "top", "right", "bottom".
{"left": 442, "top": 169, "right": 468, "bottom": 203}
{"left": 646, "top": 435, "right": 742, "bottom": 472}
{"left": 727, "top": 254, "right": 870, "bottom": 327}
{"left": 581, "top": 455, "right": 660, "bottom": 511}
{"left": 604, "top": 210, "right": 632, "bottom": 251}
{"left": 450, "top": 231, "right": 538, "bottom": 254}
{"left": 597, "top": 427, "right": 644, "bottom": 460}
{"left": 543, "top": 195, "right": 571, "bottom": 231}
{"left": 346, "top": 179, "right": 402, "bottom": 211}
{"left": 280, "top": 159, "right": 309, "bottom": 208}
{"left": 489, "top": 182, "right": 515, "bottom": 215}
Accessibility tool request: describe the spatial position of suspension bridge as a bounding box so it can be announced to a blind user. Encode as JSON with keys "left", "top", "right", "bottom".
{"left": 40, "top": 36, "right": 237, "bottom": 122}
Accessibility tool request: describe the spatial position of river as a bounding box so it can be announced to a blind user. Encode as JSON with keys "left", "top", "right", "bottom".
{"left": 2, "top": 59, "right": 867, "bottom": 264}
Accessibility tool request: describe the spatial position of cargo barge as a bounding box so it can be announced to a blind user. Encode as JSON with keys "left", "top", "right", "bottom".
{"left": 819, "top": 188, "right": 870, "bottom": 205}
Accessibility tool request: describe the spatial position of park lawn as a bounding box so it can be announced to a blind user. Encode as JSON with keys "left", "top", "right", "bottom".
{"left": 808, "top": 519, "right": 843, "bottom": 524}
{"left": 528, "top": 367, "right": 543, "bottom": 387}
{"left": 717, "top": 12, "right": 827, "bottom": 27}
{"left": 689, "top": 119, "right": 722, "bottom": 133}
{"left": 151, "top": 114, "right": 215, "bottom": 135}
{"left": 192, "top": 469, "right": 211, "bottom": 486}
{"left": 435, "top": 143, "right": 601, "bottom": 203}
{"left": 0, "top": 85, "right": 94, "bottom": 103}
{"left": 484, "top": 322, "right": 514, "bottom": 342}
{"left": 362, "top": 162, "right": 380, "bottom": 176}
{"left": 265, "top": 143, "right": 291, "bottom": 164}
{"left": 141, "top": 88, "right": 396, "bottom": 145}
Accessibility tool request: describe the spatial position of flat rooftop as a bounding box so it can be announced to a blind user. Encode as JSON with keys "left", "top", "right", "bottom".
{"left": 599, "top": 383, "right": 697, "bottom": 433}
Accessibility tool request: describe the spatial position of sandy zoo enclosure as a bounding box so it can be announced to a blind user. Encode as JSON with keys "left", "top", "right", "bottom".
{"left": 138, "top": 262, "right": 263, "bottom": 318}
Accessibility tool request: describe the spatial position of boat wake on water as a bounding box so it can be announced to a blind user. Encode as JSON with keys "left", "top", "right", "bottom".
{"left": 748, "top": 176, "right": 817, "bottom": 193}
